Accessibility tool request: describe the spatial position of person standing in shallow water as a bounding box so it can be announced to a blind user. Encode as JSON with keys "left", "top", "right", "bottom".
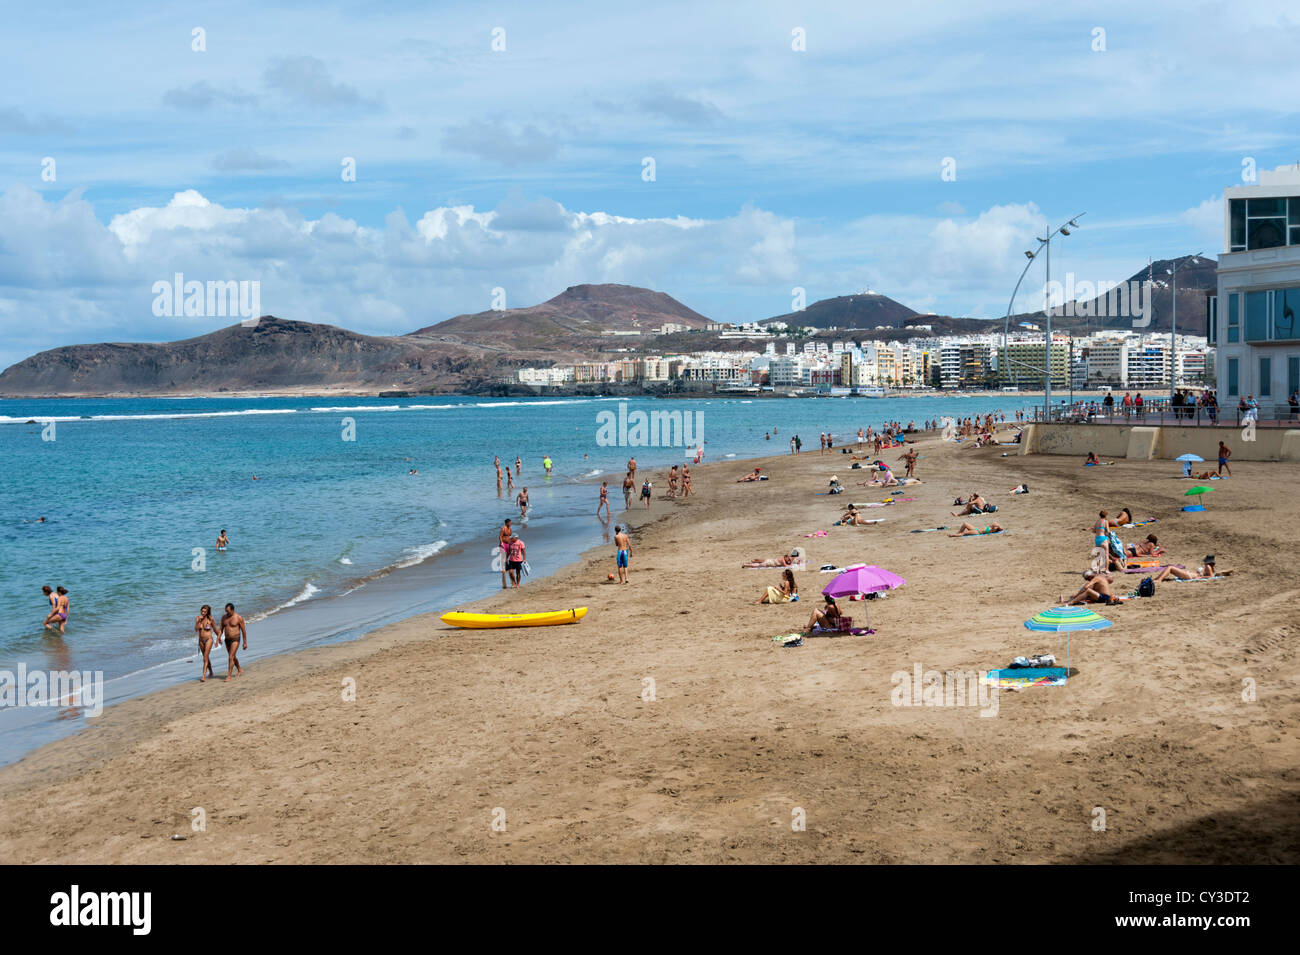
{"left": 622, "top": 471, "right": 634, "bottom": 509}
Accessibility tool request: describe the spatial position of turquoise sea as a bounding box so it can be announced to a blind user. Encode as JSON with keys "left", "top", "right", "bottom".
{"left": 0, "top": 393, "right": 1027, "bottom": 763}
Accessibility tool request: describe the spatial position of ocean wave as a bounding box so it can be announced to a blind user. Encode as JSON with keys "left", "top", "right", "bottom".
{"left": 309, "top": 405, "right": 404, "bottom": 412}
{"left": 249, "top": 582, "right": 321, "bottom": 622}
{"left": 393, "top": 540, "right": 448, "bottom": 569}
{"left": 338, "top": 557, "right": 353, "bottom": 565}
{"left": 0, "top": 409, "right": 296, "bottom": 424}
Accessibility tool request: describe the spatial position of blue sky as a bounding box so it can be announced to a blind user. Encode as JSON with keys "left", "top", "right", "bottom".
{"left": 2, "top": 0, "right": 1298, "bottom": 369}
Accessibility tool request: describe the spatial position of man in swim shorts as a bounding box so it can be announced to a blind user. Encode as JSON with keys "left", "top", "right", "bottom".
{"left": 506, "top": 535, "right": 526, "bottom": 588}
{"left": 614, "top": 525, "right": 631, "bottom": 583}
{"left": 216, "top": 529, "right": 228, "bottom": 551}
{"left": 622, "top": 471, "right": 634, "bottom": 509}
{"left": 499, "top": 518, "right": 513, "bottom": 588}
{"left": 516, "top": 487, "right": 529, "bottom": 519}
{"left": 1217, "top": 441, "right": 1232, "bottom": 477}
{"left": 218, "top": 603, "right": 246, "bottom": 681}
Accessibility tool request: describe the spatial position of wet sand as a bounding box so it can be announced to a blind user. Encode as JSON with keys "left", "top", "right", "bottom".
{"left": 1, "top": 431, "right": 1297, "bottom": 863}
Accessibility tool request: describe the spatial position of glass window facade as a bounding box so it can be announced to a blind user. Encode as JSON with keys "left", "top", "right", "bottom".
{"left": 1228, "top": 358, "right": 1239, "bottom": 396}
{"left": 1229, "top": 196, "right": 1300, "bottom": 252}
{"left": 1289, "top": 356, "right": 1299, "bottom": 398}
{"left": 1260, "top": 357, "right": 1272, "bottom": 396}
{"left": 1237, "top": 287, "right": 1300, "bottom": 342}
{"left": 1228, "top": 294, "right": 1239, "bottom": 343}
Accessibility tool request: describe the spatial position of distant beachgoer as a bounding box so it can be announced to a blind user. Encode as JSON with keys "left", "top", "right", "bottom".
{"left": 218, "top": 603, "right": 246, "bottom": 680}
{"left": 737, "top": 467, "right": 763, "bottom": 482}
{"left": 765, "top": 432, "right": 770, "bottom": 440}
{"left": 1085, "top": 451, "right": 1100, "bottom": 466}
{"left": 499, "top": 518, "right": 513, "bottom": 589}
{"left": 543, "top": 456, "right": 553, "bottom": 476}
{"left": 515, "top": 456, "right": 522, "bottom": 476}
{"left": 614, "top": 525, "right": 631, "bottom": 583}
{"left": 195, "top": 605, "right": 217, "bottom": 681}
{"left": 789, "top": 437, "right": 796, "bottom": 454}
{"left": 820, "top": 433, "right": 828, "bottom": 454}
{"left": 41, "top": 585, "right": 60, "bottom": 632}
{"left": 1152, "top": 555, "right": 1234, "bottom": 580}
{"left": 951, "top": 494, "right": 987, "bottom": 516}
{"left": 681, "top": 466, "right": 692, "bottom": 499}
{"left": 506, "top": 535, "right": 526, "bottom": 588}
{"left": 622, "top": 471, "right": 634, "bottom": 509}
{"left": 795, "top": 435, "right": 802, "bottom": 453}
{"left": 506, "top": 470, "right": 514, "bottom": 492}
{"left": 1061, "top": 571, "right": 1122, "bottom": 606}
{"left": 216, "top": 529, "right": 229, "bottom": 551}
{"left": 627, "top": 457, "right": 637, "bottom": 479}
{"left": 758, "top": 568, "right": 798, "bottom": 604}
{"left": 516, "top": 487, "right": 529, "bottom": 519}
{"left": 597, "top": 481, "right": 610, "bottom": 519}
{"left": 641, "top": 479, "right": 652, "bottom": 507}
{"left": 667, "top": 465, "right": 679, "bottom": 498}
{"left": 898, "top": 448, "right": 918, "bottom": 478}
{"left": 948, "top": 522, "right": 1004, "bottom": 537}
{"left": 1217, "top": 441, "right": 1232, "bottom": 476}
{"left": 805, "top": 595, "right": 842, "bottom": 632}
{"left": 743, "top": 550, "right": 802, "bottom": 568}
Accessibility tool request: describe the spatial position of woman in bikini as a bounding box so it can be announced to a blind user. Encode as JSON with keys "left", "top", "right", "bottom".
{"left": 195, "top": 605, "right": 217, "bottom": 681}
{"left": 805, "top": 595, "right": 842, "bottom": 632}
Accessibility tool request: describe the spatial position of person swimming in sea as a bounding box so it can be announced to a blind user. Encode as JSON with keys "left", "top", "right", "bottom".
{"left": 216, "top": 529, "right": 228, "bottom": 551}
{"left": 195, "top": 604, "right": 218, "bottom": 681}
{"left": 516, "top": 487, "right": 529, "bottom": 519}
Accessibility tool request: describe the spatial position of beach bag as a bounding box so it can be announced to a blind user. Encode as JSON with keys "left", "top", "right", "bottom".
{"left": 985, "top": 504, "right": 998, "bottom": 513}
{"left": 1137, "top": 576, "right": 1155, "bottom": 598}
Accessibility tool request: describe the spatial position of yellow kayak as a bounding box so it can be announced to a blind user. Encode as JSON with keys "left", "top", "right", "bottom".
{"left": 439, "top": 607, "right": 588, "bottom": 629}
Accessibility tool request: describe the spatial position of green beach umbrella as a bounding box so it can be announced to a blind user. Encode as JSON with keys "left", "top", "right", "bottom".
{"left": 1024, "top": 606, "right": 1113, "bottom": 677}
{"left": 1183, "top": 485, "right": 1212, "bottom": 512}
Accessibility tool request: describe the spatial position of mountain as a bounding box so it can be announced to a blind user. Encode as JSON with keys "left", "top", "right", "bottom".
{"left": 760, "top": 292, "right": 917, "bottom": 330}
{"left": 1010, "top": 254, "right": 1216, "bottom": 334}
{"left": 412, "top": 283, "right": 712, "bottom": 349}
{"left": 0, "top": 317, "right": 503, "bottom": 396}
{"left": 0, "top": 284, "right": 715, "bottom": 397}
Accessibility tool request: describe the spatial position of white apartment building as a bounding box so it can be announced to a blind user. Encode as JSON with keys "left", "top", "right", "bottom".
{"left": 769, "top": 355, "right": 806, "bottom": 386}
{"left": 1085, "top": 338, "right": 1128, "bottom": 386}
{"left": 1213, "top": 164, "right": 1300, "bottom": 405}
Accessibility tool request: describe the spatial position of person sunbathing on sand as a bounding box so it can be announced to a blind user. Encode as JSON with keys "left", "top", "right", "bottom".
{"left": 948, "top": 521, "right": 1004, "bottom": 537}
{"left": 1151, "top": 556, "right": 1233, "bottom": 581}
{"left": 1127, "top": 534, "right": 1163, "bottom": 558}
{"left": 1085, "top": 451, "right": 1100, "bottom": 466}
{"left": 951, "top": 493, "right": 988, "bottom": 516}
{"left": 1061, "top": 571, "right": 1123, "bottom": 606}
{"left": 838, "top": 506, "right": 874, "bottom": 526}
{"left": 758, "top": 569, "right": 798, "bottom": 604}
{"left": 737, "top": 468, "right": 764, "bottom": 482}
{"left": 743, "top": 550, "right": 802, "bottom": 568}
{"left": 804, "top": 595, "right": 842, "bottom": 632}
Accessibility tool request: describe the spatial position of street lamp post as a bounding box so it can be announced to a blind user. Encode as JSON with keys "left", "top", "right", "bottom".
{"left": 1002, "top": 212, "right": 1086, "bottom": 420}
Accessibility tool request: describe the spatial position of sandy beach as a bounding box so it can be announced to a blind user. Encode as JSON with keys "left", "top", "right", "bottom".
{"left": 2, "top": 430, "right": 1296, "bottom": 864}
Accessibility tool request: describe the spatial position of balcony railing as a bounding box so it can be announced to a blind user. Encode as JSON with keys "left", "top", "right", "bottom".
{"left": 1031, "top": 400, "right": 1300, "bottom": 427}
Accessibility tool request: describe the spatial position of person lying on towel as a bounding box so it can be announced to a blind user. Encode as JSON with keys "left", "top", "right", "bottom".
{"left": 947, "top": 521, "right": 1005, "bottom": 537}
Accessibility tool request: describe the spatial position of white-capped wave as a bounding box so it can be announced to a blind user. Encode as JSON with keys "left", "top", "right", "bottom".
{"left": 249, "top": 582, "right": 321, "bottom": 622}
{"left": 394, "top": 539, "right": 448, "bottom": 569}
{"left": 0, "top": 409, "right": 296, "bottom": 424}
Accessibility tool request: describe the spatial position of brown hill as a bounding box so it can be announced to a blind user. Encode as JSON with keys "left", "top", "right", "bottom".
{"left": 1011, "top": 254, "right": 1215, "bottom": 334}
{"left": 761, "top": 292, "right": 917, "bottom": 330}
{"left": 412, "top": 283, "right": 712, "bottom": 349}
{"left": 0, "top": 317, "right": 510, "bottom": 396}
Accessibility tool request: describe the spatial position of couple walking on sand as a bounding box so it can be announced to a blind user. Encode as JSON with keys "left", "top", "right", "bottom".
{"left": 194, "top": 603, "right": 247, "bottom": 683}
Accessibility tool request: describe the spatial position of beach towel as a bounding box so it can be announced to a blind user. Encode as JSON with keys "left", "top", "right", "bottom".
{"left": 1124, "top": 563, "right": 1180, "bottom": 574}
{"left": 985, "top": 667, "right": 1068, "bottom": 688}
{"left": 1121, "top": 519, "right": 1157, "bottom": 528}
{"left": 745, "top": 561, "right": 807, "bottom": 571}
{"left": 819, "top": 562, "right": 867, "bottom": 574}
{"left": 1172, "top": 575, "right": 1227, "bottom": 582}
{"left": 910, "top": 526, "right": 948, "bottom": 533}
{"left": 772, "top": 633, "right": 804, "bottom": 647}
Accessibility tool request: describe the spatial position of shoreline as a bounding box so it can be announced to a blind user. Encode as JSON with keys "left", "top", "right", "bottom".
{"left": 2, "top": 430, "right": 1295, "bottom": 863}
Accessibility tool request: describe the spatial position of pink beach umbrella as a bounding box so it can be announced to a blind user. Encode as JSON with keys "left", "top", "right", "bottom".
{"left": 822, "top": 565, "right": 906, "bottom": 629}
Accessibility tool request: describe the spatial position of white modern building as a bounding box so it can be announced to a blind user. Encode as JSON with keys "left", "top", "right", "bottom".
{"left": 1212, "top": 164, "right": 1300, "bottom": 409}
